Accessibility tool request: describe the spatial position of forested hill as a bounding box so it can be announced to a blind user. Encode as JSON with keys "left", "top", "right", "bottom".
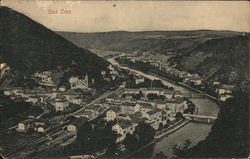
{"left": 170, "top": 34, "right": 249, "bottom": 84}
{"left": 57, "top": 30, "right": 241, "bottom": 55}
{"left": 0, "top": 6, "right": 109, "bottom": 86}
{"left": 175, "top": 89, "right": 249, "bottom": 158}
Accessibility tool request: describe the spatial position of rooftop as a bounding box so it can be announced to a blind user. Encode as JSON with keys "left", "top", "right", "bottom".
{"left": 117, "top": 119, "right": 133, "bottom": 129}
{"left": 222, "top": 85, "right": 235, "bottom": 90}
{"left": 81, "top": 110, "right": 94, "bottom": 115}
{"left": 108, "top": 106, "right": 120, "bottom": 113}
{"left": 147, "top": 108, "right": 161, "bottom": 115}
{"left": 154, "top": 99, "right": 166, "bottom": 104}
{"left": 121, "top": 102, "right": 137, "bottom": 107}
{"left": 137, "top": 102, "right": 153, "bottom": 109}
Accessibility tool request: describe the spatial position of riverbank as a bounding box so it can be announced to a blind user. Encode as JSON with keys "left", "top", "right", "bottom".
{"left": 177, "top": 82, "right": 217, "bottom": 101}
{"left": 149, "top": 72, "right": 218, "bottom": 101}
{"left": 124, "top": 119, "right": 190, "bottom": 158}
{"left": 108, "top": 56, "right": 219, "bottom": 158}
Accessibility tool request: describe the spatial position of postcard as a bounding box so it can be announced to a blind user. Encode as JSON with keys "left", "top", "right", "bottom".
{"left": 0, "top": 1, "right": 249, "bottom": 158}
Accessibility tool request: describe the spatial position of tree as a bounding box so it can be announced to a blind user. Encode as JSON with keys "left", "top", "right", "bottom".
{"left": 175, "top": 90, "right": 249, "bottom": 158}
{"left": 135, "top": 122, "right": 156, "bottom": 145}
{"left": 155, "top": 151, "right": 168, "bottom": 159}
{"left": 175, "top": 112, "right": 184, "bottom": 120}
{"left": 158, "top": 122, "right": 164, "bottom": 131}
{"left": 123, "top": 134, "right": 139, "bottom": 151}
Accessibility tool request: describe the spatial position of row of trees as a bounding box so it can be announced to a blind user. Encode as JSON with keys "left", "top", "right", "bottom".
{"left": 123, "top": 122, "right": 156, "bottom": 152}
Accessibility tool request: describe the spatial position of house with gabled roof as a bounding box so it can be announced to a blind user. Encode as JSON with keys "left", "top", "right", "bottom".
{"left": 16, "top": 119, "right": 33, "bottom": 133}
{"left": 137, "top": 102, "right": 153, "bottom": 113}
{"left": 106, "top": 106, "right": 120, "bottom": 121}
{"left": 112, "top": 119, "right": 137, "bottom": 143}
{"left": 154, "top": 99, "right": 166, "bottom": 109}
{"left": 120, "top": 102, "right": 140, "bottom": 114}
{"left": 216, "top": 84, "right": 235, "bottom": 95}
{"left": 66, "top": 117, "right": 88, "bottom": 131}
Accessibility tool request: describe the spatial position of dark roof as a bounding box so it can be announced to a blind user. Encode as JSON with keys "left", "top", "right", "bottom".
{"left": 82, "top": 110, "right": 93, "bottom": 115}
{"left": 117, "top": 119, "right": 133, "bottom": 129}
{"left": 222, "top": 85, "right": 235, "bottom": 90}
{"left": 121, "top": 102, "right": 137, "bottom": 107}
{"left": 189, "top": 77, "right": 202, "bottom": 80}
{"left": 138, "top": 102, "right": 153, "bottom": 109}
{"left": 154, "top": 100, "right": 166, "bottom": 104}
{"left": 118, "top": 114, "right": 130, "bottom": 117}
{"left": 147, "top": 108, "right": 161, "bottom": 115}
{"left": 106, "top": 93, "right": 118, "bottom": 99}
{"left": 108, "top": 106, "right": 120, "bottom": 113}
{"left": 165, "top": 107, "right": 171, "bottom": 111}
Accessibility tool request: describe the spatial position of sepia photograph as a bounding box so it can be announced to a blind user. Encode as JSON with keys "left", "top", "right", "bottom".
{"left": 0, "top": 0, "right": 249, "bottom": 159}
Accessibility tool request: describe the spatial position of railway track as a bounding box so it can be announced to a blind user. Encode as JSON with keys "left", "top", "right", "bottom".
{"left": 2, "top": 122, "right": 68, "bottom": 157}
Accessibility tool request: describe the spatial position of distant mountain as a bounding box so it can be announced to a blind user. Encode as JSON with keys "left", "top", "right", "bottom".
{"left": 0, "top": 7, "right": 109, "bottom": 88}
{"left": 170, "top": 34, "right": 249, "bottom": 84}
{"left": 57, "top": 30, "right": 241, "bottom": 55}
{"left": 58, "top": 30, "right": 247, "bottom": 84}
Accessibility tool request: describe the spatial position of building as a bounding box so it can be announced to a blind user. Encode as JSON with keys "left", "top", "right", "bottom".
{"left": 0, "top": 63, "right": 7, "bottom": 69}
{"left": 0, "top": 63, "right": 10, "bottom": 79}
{"left": 3, "top": 88, "right": 12, "bottom": 96}
{"left": 140, "top": 88, "right": 165, "bottom": 96}
{"left": 219, "top": 94, "right": 232, "bottom": 101}
{"left": 189, "top": 77, "right": 202, "bottom": 85}
{"left": 120, "top": 102, "right": 140, "bottom": 114}
{"left": 112, "top": 119, "right": 137, "bottom": 143}
{"left": 34, "top": 71, "right": 55, "bottom": 86}
{"left": 35, "top": 124, "right": 50, "bottom": 133}
{"left": 154, "top": 100, "right": 166, "bottom": 109}
{"left": 80, "top": 110, "right": 95, "bottom": 119}
{"left": 143, "top": 108, "right": 162, "bottom": 130}
{"left": 105, "top": 94, "right": 117, "bottom": 103}
{"left": 143, "top": 108, "right": 162, "bottom": 122}
{"left": 213, "top": 81, "right": 220, "bottom": 86}
{"left": 162, "top": 107, "right": 175, "bottom": 121}
{"left": 63, "top": 90, "right": 82, "bottom": 101}
{"left": 66, "top": 117, "right": 88, "bottom": 131}
{"left": 69, "top": 75, "right": 88, "bottom": 90}
{"left": 166, "top": 99, "right": 187, "bottom": 113}
{"left": 135, "top": 77, "right": 145, "bottom": 84}
{"left": 106, "top": 107, "right": 120, "bottom": 121}
{"left": 137, "top": 102, "right": 153, "bottom": 113}
{"left": 50, "top": 98, "right": 70, "bottom": 112}
{"left": 217, "top": 85, "right": 235, "bottom": 95}
{"left": 16, "top": 119, "right": 33, "bottom": 133}
{"left": 85, "top": 104, "right": 102, "bottom": 115}
{"left": 59, "top": 86, "right": 67, "bottom": 92}
{"left": 101, "top": 71, "right": 106, "bottom": 76}
{"left": 163, "top": 91, "right": 174, "bottom": 99}
{"left": 25, "top": 96, "right": 39, "bottom": 104}
{"left": 69, "top": 97, "right": 83, "bottom": 105}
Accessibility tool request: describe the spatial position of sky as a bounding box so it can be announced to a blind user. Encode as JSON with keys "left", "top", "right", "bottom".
{"left": 2, "top": 0, "right": 250, "bottom": 33}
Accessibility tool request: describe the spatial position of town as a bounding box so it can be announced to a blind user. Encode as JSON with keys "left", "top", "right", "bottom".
{"left": 116, "top": 53, "right": 235, "bottom": 102}
{"left": 0, "top": 54, "right": 235, "bottom": 159}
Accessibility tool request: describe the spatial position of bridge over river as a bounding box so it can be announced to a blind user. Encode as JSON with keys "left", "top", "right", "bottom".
{"left": 181, "top": 93, "right": 211, "bottom": 99}
{"left": 183, "top": 114, "right": 217, "bottom": 124}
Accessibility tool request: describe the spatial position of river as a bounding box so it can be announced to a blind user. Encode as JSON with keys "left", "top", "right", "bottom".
{"left": 107, "top": 57, "right": 220, "bottom": 158}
